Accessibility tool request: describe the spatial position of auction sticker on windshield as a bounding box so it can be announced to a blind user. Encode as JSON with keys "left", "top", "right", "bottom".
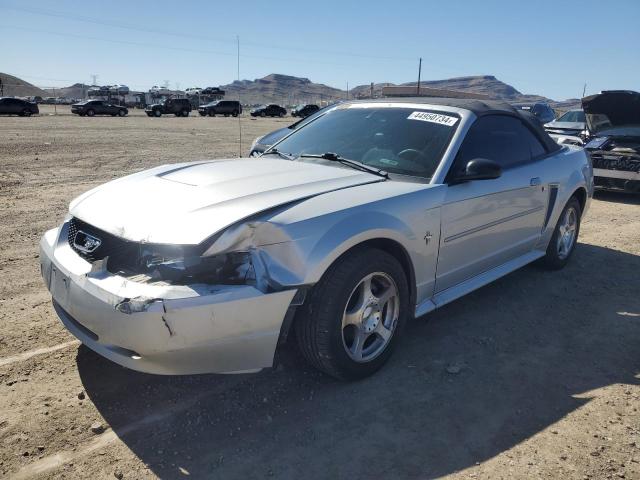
{"left": 407, "top": 111, "right": 458, "bottom": 126}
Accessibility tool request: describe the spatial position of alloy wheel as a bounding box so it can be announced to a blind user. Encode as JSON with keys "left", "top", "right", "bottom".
{"left": 341, "top": 272, "right": 399, "bottom": 363}
{"left": 557, "top": 206, "right": 578, "bottom": 259}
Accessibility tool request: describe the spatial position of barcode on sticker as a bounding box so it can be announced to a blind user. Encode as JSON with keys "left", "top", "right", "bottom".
{"left": 408, "top": 111, "right": 458, "bottom": 126}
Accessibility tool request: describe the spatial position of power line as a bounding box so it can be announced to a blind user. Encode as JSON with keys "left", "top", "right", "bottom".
{"left": 0, "top": 24, "right": 408, "bottom": 68}
{"left": 3, "top": 4, "right": 416, "bottom": 62}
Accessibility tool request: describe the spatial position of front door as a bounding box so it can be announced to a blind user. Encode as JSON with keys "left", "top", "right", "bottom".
{"left": 435, "top": 114, "right": 550, "bottom": 293}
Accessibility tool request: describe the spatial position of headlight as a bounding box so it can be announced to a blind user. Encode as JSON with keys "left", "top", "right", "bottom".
{"left": 111, "top": 243, "right": 256, "bottom": 286}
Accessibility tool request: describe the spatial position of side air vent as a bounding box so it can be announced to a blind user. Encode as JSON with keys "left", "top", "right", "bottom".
{"left": 543, "top": 184, "right": 559, "bottom": 229}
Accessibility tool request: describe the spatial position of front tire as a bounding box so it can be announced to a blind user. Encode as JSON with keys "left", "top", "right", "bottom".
{"left": 541, "top": 197, "right": 581, "bottom": 270}
{"left": 296, "top": 248, "right": 409, "bottom": 380}
{"left": 86, "top": 109, "right": 95, "bottom": 117}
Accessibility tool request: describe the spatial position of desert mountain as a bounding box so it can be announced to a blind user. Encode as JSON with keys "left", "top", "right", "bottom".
{"left": 220, "top": 74, "right": 345, "bottom": 105}
{"left": 3, "top": 72, "right": 579, "bottom": 110}
{"left": 0, "top": 73, "right": 48, "bottom": 97}
{"left": 43, "top": 83, "right": 92, "bottom": 99}
{"left": 222, "top": 73, "right": 577, "bottom": 109}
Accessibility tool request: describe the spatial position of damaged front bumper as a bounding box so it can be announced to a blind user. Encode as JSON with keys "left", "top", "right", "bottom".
{"left": 39, "top": 224, "right": 298, "bottom": 375}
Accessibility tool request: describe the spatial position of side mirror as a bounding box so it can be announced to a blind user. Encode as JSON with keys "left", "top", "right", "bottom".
{"left": 454, "top": 158, "right": 502, "bottom": 182}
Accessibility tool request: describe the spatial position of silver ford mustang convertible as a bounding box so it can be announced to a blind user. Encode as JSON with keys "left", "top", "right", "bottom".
{"left": 40, "top": 98, "right": 593, "bottom": 379}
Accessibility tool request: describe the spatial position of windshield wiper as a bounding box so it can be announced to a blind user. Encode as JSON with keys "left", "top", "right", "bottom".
{"left": 262, "top": 148, "right": 295, "bottom": 160}
{"left": 297, "top": 152, "right": 388, "bottom": 179}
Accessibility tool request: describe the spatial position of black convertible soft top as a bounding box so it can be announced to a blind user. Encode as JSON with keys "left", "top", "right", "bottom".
{"left": 353, "top": 97, "right": 562, "bottom": 153}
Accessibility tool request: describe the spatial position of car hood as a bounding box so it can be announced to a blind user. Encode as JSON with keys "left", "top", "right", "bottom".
{"left": 69, "top": 158, "right": 383, "bottom": 245}
{"left": 582, "top": 91, "right": 640, "bottom": 135}
{"left": 545, "top": 121, "right": 585, "bottom": 130}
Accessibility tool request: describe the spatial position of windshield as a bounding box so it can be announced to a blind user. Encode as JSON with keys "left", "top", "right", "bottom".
{"left": 557, "top": 110, "right": 585, "bottom": 123}
{"left": 271, "top": 106, "right": 459, "bottom": 178}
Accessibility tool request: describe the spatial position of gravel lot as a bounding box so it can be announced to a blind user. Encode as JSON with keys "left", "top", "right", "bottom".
{"left": 1, "top": 105, "right": 639, "bottom": 479}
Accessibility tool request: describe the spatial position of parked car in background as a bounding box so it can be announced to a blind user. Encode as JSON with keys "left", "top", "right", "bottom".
{"left": 150, "top": 86, "right": 172, "bottom": 96}
{"left": 291, "top": 104, "right": 320, "bottom": 117}
{"left": 40, "top": 98, "right": 592, "bottom": 380}
{"left": 185, "top": 87, "right": 202, "bottom": 96}
{"left": 250, "top": 104, "right": 287, "bottom": 117}
{"left": 249, "top": 105, "right": 333, "bottom": 156}
{"left": 200, "top": 87, "right": 225, "bottom": 96}
{"left": 198, "top": 100, "right": 242, "bottom": 117}
{"left": 582, "top": 90, "right": 640, "bottom": 193}
{"left": 512, "top": 102, "right": 556, "bottom": 124}
{"left": 71, "top": 100, "right": 128, "bottom": 117}
{"left": 0, "top": 97, "right": 39, "bottom": 116}
{"left": 145, "top": 98, "right": 192, "bottom": 117}
{"left": 544, "top": 109, "right": 587, "bottom": 146}
{"left": 109, "top": 85, "right": 130, "bottom": 95}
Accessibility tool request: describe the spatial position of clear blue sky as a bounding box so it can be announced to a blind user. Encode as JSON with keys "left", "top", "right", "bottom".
{"left": 1, "top": 0, "right": 638, "bottom": 100}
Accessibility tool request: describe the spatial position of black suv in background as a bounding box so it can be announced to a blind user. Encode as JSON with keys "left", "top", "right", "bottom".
{"left": 198, "top": 100, "right": 242, "bottom": 117}
{"left": 145, "top": 98, "right": 192, "bottom": 117}
{"left": 512, "top": 102, "right": 556, "bottom": 124}
{"left": 0, "top": 97, "right": 39, "bottom": 116}
{"left": 71, "top": 100, "right": 128, "bottom": 117}
{"left": 291, "top": 104, "right": 319, "bottom": 118}
{"left": 250, "top": 104, "right": 287, "bottom": 117}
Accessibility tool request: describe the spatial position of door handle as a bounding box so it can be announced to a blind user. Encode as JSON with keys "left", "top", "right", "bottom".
{"left": 530, "top": 177, "right": 541, "bottom": 186}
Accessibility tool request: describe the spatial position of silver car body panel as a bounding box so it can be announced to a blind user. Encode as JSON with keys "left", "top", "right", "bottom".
{"left": 41, "top": 102, "right": 593, "bottom": 375}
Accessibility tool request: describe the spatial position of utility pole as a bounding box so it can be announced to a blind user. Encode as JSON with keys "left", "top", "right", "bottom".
{"left": 370, "top": 82, "right": 374, "bottom": 99}
{"left": 237, "top": 34, "right": 242, "bottom": 157}
{"left": 90, "top": 74, "right": 97, "bottom": 86}
{"left": 346, "top": 81, "right": 349, "bottom": 100}
{"left": 417, "top": 57, "right": 422, "bottom": 96}
{"left": 582, "top": 83, "right": 587, "bottom": 98}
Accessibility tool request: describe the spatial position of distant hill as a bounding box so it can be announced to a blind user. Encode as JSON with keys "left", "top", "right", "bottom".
{"left": 222, "top": 73, "right": 576, "bottom": 110}
{"left": 0, "top": 73, "right": 48, "bottom": 97}
{"left": 2, "top": 71, "right": 581, "bottom": 111}
{"left": 351, "top": 75, "right": 524, "bottom": 100}
{"left": 44, "top": 83, "right": 91, "bottom": 99}
{"left": 220, "top": 74, "right": 345, "bottom": 105}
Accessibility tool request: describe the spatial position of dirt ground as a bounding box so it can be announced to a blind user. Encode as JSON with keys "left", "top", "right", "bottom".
{"left": 0, "top": 105, "right": 638, "bottom": 480}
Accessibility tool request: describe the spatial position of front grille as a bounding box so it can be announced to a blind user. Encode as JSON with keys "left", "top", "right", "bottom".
{"left": 67, "top": 217, "right": 138, "bottom": 264}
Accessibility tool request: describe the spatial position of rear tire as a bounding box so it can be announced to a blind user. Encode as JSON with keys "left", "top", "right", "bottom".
{"left": 182, "top": 110, "right": 190, "bottom": 117}
{"left": 540, "top": 197, "right": 581, "bottom": 270}
{"left": 21, "top": 109, "right": 32, "bottom": 117}
{"left": 118, "top": 109, "right": 126, "bottom": 117}
{"left": 232, "top": 111, "right": 238, "bottom": 117}
{"left": 295, "top": 248, "right": 409, "bottom": 380}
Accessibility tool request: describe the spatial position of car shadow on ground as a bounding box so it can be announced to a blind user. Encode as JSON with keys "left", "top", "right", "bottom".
{"left": 78, "top": 243, "right": 640, "bottom": 479}
{"left": 594, "top": 190, "right": 640, "bottom": 205}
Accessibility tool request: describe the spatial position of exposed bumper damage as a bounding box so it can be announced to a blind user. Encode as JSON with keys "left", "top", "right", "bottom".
{"left": 587, "top": 137, "right": 640, "bottom": 192}
{"left": 40, "top": 224, "right": 298, "bottom": 375}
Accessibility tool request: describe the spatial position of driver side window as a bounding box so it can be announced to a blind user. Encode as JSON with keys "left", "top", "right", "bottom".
{"left": 452, "top": 115, "right": 545, "bottom": 175}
